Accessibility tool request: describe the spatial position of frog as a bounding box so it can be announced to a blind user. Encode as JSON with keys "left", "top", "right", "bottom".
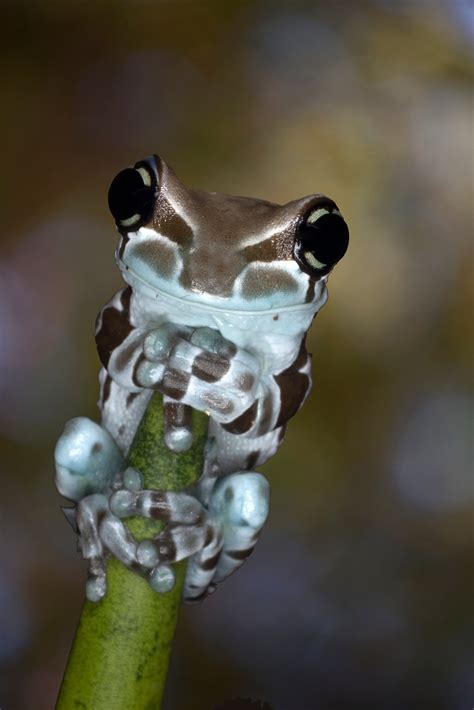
{"left": 54, "top": 154, "right": 349, "bottom": 603}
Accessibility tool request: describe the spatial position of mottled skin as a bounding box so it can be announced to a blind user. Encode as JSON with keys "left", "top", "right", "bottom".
{"left": 55, "top": 154, "right": 349, "bottom": 602}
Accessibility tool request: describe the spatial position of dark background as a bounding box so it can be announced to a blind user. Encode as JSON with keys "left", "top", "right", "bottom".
{"left": 0, "top": 1, "right": 472, "bottom": 708}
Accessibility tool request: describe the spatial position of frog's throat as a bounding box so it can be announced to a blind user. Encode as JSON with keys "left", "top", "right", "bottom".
{"left": 118, "top": 262, "right": 327, "bottom": 317}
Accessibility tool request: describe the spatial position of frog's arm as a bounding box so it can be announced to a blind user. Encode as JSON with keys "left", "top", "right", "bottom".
{"left": 221, "top": 337, "right": 311, "bottom": 440}
{"left": 95, "top": 287, "right": 263, "bottom": 429}
{"left": 95, "top": 286, "right": 146, "bottom": 393}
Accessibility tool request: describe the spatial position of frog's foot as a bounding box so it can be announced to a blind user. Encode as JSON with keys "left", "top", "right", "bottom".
{"left": 71, "top": 469, "right": 218, "bottom": 602}
{"left": 109, "top": 480, "right": 223, "bottom": 597}
{"left": 184, "top": 472, "right": 270, "bottom": 603}
{"left": 134, "top": 325, "right": 261, "bottom": 427}
{"left": 108, "top": 471, "right": 270, "bottom": 604}
{"left": 62, "top": 458, "right": 269, "bottom": 603}
{"left": 74, "top": 486, "right": 174, "bottom": 602}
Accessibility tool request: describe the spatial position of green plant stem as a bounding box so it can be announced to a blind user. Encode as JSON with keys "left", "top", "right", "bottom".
{"left": 56, "top": 393, "right": 208, "bottom": 710}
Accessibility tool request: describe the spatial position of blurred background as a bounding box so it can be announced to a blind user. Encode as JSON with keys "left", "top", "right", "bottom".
{"left": 0, "top": 1, "right": 472, "bottom": 708}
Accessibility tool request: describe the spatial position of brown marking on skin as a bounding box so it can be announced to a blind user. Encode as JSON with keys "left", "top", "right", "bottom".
{"left": 164, "top": 402, "right": 193, "bottom": 447}
{"left": 115, "top": 337, "right": 141, "bottom": 373}
{"left": 176, "top": 192, "right": 291, "bottom": 297}
{"left": 258, "top": 391, "right": 274, "bottom": 435}
{"left": 131, "top": 239, "right": 179, "bottom": 280}
{"left": 118, "top": 425, "right": 125, "bottom": 437}
{"left": 226, "top": 547, "right": 254, "bottom": 561}
{"left": 241, "top": 229, "right": 294, "bottom": 263}
{"left": 204, "top": 527, "right": 215, "bottom": 546}
{"left": 126, "top": 392, "right": 140, "bottom": 407}
{"left": 201, "top": 551, "right": 221, "bottom": 571}
{"left": 142, "top": 155, "right": 335, "bottom": 298}
{"left": 305, "top": 277, "right": 316, "bottom": 303}
{"left": 274, "top": 371, "right": 310, "bottom": 428}
{"left": 148, "top": 155, "right": 193, "bottom": 248}
{"left": 192, "top": 351, "right": 230, "bottom": 383}
{"left": 239, "top": 372, "right": 256, "bottom": 393}
{"left": 246, "top": 451, "right": 259, "bottom": 469}
{"left": 164, "top": 402, "right": 192, "bottom": 429}
{"left": 273, "top": 314, "right": 279, "bottom": 321}
{"left": 222, "top": 400, "right": 258, "bottom": 434}
{"left": 91, "top": 442, "right": 103, "bottom": 455}
{"left": 214, "top": 338, "right": 237, "bottom": 361}
{"left": 161, "top": 368, "right": 191, "bottom": 401}
{"left": 293, "top": 336, "right": 310, "bottom": 371}
{"left": 96, "top": 509, "right": 108, "bottom": 529}
{"left": 240, "top": 267, "right": 299, "bottom": 300}
{"left": 120, "top": 286, "right": 132, "bottom": 312}
{"left": 152, "top": 192, "right": 194, "bottom": 248}
{"left": 132, "top": 353, "right": 147, "bottom": 387}
{"left": 118, "top": 234, "right": 130, "bottom": 259}
{"left": 102, "top": 374, "right": 112, "bottom": 406}
{"left": 156, "top": 534, "right": 177, "bottom": 562}
{"left": 272, "top": 337, "right": 311, "bottom": 428}
{"left": 148, "top": 492, "right": 171, "bottom": 520}
{"left": 95, "top": 288, "right": 134, "bottom": 368}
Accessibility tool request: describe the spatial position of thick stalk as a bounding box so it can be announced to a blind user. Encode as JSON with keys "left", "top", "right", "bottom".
{"left": 56, "top": 393, "right": 208, "bottom": 710}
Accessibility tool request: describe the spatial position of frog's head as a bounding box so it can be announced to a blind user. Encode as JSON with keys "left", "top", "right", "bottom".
{"left": 108, "top": 155, "right": 349, "bottom": 314}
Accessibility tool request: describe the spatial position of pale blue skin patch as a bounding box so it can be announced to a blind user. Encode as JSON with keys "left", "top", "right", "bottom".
{"left": 55, "top": 418, "right": 123, "bottom": 503}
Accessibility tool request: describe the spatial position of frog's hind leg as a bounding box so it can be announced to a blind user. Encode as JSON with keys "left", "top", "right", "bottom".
{"left": 54, "top": 415, "right": 151, "bottom": 601}
{"left": 183, "top": 472, "right": 270, "bottom": 602}
{"left": 75, "top": 492, "right": 110, "bottom": 602}
{"left": 75, "top": 488, "right": 166, "bottom": 602}
{"left": 98, "top": 368, "right": 151, "bottom": 455}
{"left": 109, "top": 486, "right": 223, "bottom": 593}
{"left": 55, "top": 416, "right": 124, "bottom": 503}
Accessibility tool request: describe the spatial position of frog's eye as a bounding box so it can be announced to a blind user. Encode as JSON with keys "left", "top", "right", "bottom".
{"left": 294, "top": 205, "right": 349, "bottom": 276}
{"left": 108, "top": 161, "right": 157, "bottom": 230}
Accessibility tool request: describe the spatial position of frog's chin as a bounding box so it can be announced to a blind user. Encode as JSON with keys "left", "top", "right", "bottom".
{"left": 118, "top": 260, "right": 327, "bottom": 318}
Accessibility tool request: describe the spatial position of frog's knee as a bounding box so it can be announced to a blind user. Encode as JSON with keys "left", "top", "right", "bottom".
{"left": 210, "top": 473, "right": 270, "bottom": 529}
{"left": 55, "top": 417, "right": 123, "bottom": 501}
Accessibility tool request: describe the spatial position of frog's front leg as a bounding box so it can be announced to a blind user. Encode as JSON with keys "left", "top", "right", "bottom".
{"left": 133, "top": 324, "right": 261, "bottom": 426}
{"left": 96, "top": 298, "right": 260, "bottom": 429}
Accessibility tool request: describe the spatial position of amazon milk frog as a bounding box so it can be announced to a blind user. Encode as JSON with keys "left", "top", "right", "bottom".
{"left": 54, "top": 154, "right": 349, "bottom": 603}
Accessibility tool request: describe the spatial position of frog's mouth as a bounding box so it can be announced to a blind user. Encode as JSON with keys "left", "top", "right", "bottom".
{"left": 118, "top": 260, "right": 327, "bottom": 317}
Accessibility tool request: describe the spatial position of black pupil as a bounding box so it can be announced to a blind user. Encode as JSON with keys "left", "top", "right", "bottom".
{"left": 300, "top": 212, "right": 349, "bottom": 268}
{"left": 108, "top": 168, "right": 155, "bottom": 224}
